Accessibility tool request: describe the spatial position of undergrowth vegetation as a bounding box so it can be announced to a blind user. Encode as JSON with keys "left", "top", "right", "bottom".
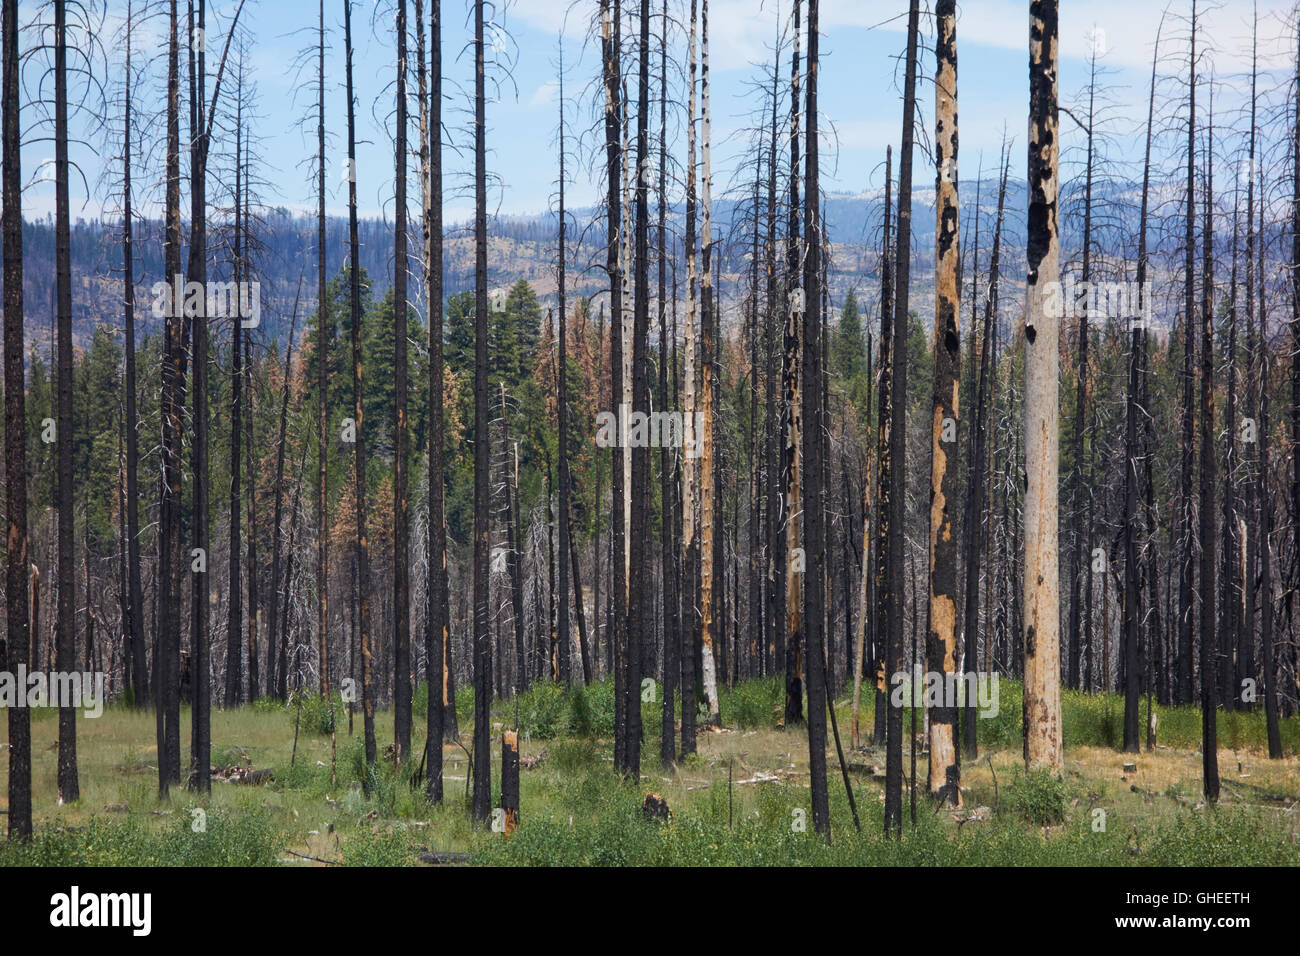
{"left": 1, "top": 676, "right": 1296, "bottom": 866}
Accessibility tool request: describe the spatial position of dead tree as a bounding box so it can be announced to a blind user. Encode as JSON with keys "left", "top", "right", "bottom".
{"left": 1023, "top": 0, "right": 1063, "bottom": 772}
{"left": 926, "top": 0, "right": 961, "bottom": 807}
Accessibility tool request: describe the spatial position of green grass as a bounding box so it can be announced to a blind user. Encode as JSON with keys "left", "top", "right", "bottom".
{"left": 1, "top": 676, "right": 1297, "bottom": 866}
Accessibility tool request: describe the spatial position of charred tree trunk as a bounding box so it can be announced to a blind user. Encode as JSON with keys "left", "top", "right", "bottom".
{"left": 3, "top": 0, "right": 33, "bottom": 840}
{"left": 470, "top": 0, "right": 492, "bottom": 823}
{"left": 623, "top": 0, "right": 655, "bottom": 779}
{"left": 269, "top": 300, "right": 300, "bottom": 703}
{"left": 697, "top": 0, "right": 721, "bottom": 731}
{"left": 1200, "top": 83, "right": 1219, "bottom": 802}
{"left": 344, "top": 0, "right": 376, "bottom": 771}
{"left": 121, "top": 2, "right": 147, "bottom": 708}
{"left": 423, "top": 0, "right": 452, "bottom": 770}
{"left": 157, "top": 0, "right": 185, "bottom": 795}
{"left": 962, "top": 148, "right": 1008, "bottom": 760}
{"left": 1177, "top": 1, "right": 1199, "bottom": 707}
{"left": 601, "top": 0, "right": 629, "bottom": 771}
{"left": 873, "top": 147, "right": 894, "bottom": 747}
{"left": 657, "top": 0, "right": 677, "bottom": 768}
{"left": 884, "top": 0, "right": 919, "bottom": 835}
{"left": 557, "top": 42, "right": 571, "bottom": 689}
{"left": 317, "top": 0, "right": 330, "bottom": 700}
{"left": 1125, "top": 19, "right": 1163, "bottom": 753}
{"left": 421, "top": 0, "right": 446, "bottom": 792}
{"left": 393, "top": 0, "right": 412, "bottom": 765}
{"left": 679, "top": 0, "right": 698, "bottom": 758}
{"left": 783, "top": 0, "right": 804, "bottom": 729}
{"left": 226, "top": 107, "right": 245, "bottom": 709}
{"left": 54, "top": 0, "right": 80, "bottom": 804}
{"left": 801, "top": 0, "right": 829, "bottom": 838}
{"left": 926, "top": 0, "right": 961, "bottom": 807}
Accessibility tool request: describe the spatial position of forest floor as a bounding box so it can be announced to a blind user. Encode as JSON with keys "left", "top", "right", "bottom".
{"left": 2, "top": 678, "right": 1299, "bottom": 865}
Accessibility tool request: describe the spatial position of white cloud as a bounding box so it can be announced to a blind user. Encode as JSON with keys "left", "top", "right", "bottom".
{"left": 530, "top": 80, "right": 559, "bottom": 106}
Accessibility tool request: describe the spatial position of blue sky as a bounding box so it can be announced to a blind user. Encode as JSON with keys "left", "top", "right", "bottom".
{"left": 22, "top": 0, "right": 1299, "bottom": 226}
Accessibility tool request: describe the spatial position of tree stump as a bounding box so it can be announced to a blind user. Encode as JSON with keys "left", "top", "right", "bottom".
{"left": 642, "top": 792, "right": 670, "bottom": 822}
{"left": 500, "top": 730, "right": 519, "bottom": 838}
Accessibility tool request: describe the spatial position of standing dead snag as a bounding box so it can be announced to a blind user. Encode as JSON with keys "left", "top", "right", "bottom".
{"left": 3, "top": 0, "right": 33, "bottom": 840}
{"left": 884, "top": 0, "right": 920, "bottom": 838}
{"left": 393, "top": 0, "right": 413, "bottom": 767}
{"left": 679, "top": 0, "right": 698, "bottom": 758}
{"left": 228, "top": 85, "right": 246, "bottom": 709}
{"left": 624, "top": 0, "right": 654, "bottom": 782}
{"left": 601, "top": 0, "right": 628, "bottom": 771}
{"left": 1290, "top": 12, "right": 1300, "bottom": 735}
{"left": 422, "top": 0, "right": 451, "bottom": 803}
{"left": 1199, "top": 78, "right": 1219, "bottom": 802}
{"left": 500, "top": 731, "right": 519, "bottom": 837}
{"left": 1125, "top": 14, "right": 1163, "bottom": 754}
{"left": 317, "top": 0, "right": 330, "bottom": 701}
{"left": 157, "top": 0, "right": 185, "bottom": 795}
{"left": 927, "top": 0, "right": 961, "bottom": 808}
{"left": 872, "top": 146, "right": 894, "bottom": 749}
{"left": 698, "top": 0, "right": 721, "bottom": 729}
{"left": 658, "top": 0, "right": 677, "bottom": 769}
{"left": 556, "top": 40, "right": 571, "bottom": 690}
{"left": 185, "top": 0, "right": 211, "bottom": 788}
{"left": 962, "top": 147, "right": 1008, "bottom": 760}
{"left": 470, "top": 0, "right": 493, "bottom": 824}
{"left": 783, "top": 0, "right": 804, "bottom": 729}
{"left": 343, "top": 0, "right": 376, "bottom": 772}
{"left": 120, "top": 0, "right": 147, "bottom": 709}
{"left": 54, "top": 0, "right": 80, "bottom": 805}
{"left": 801, "top": 0, "right": 828, "bottom": 838}
{"left": 1023, "top": 0, "right": 1062, "bottom": 773}
{"left": 1177, "top": 0, "right": 1198, "bottom": 707}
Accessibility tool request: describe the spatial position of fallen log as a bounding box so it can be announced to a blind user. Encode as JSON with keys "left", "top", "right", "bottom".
{"left": 286, "top": 848, "right": 340, "bottom": 866}
{"left": 418, "top": 851, "right": 470, "bottom": 865}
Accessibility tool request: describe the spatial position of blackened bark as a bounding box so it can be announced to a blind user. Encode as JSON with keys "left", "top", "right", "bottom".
{"left": 962, "top": 148, "right": 1007, "bottom": 760}
{"left": 471, "top": 0, "right": 492, "bottom": 823}
{"left": 344, "top": 0, "right": 377, "bottom": 771}
{"left": 501, "top": 730, "right": 519, "bottom": 836}
{"left": 1200, "top": 84, "right": 1219, "bottom": 802}
{"left": 3, "top": 0, "right": 32, "bottom": 840}
{"left": 393, "top": 0, "right": 412, "bottom": 765}
{"left": 227, "top": 108, "right": 245, "bottom": 708}
{"left": 1125, "top": 19, "right": 1162, "bottom": 753}
{"left": 678, "top": 0, "right": 697, "bottom": 758}
{"left": 1178, "top": 1, "right": 1198, "bottom": 706}
{"left": 873, "top": 147, "right": 893, "bottom": 747}
{"left": 157, "top": 0, "right": 184, "bottom": 796}
{"left": 317, "top": 0, "right": 330, "bottom": 700}
{"left": 270, "top": 296, "right": 300, "bottom": 703}
{"left": 557, "top": 37, "right": 571, "bottom": 689}
{"left": 884, "top": 0, "right": 919, "bottom": 836}
{"left": 54, "top": 0, "right": 79, "bottom": 804}
{"left": 926, "top": 0, "right": 960, "bottom": 806}
{"left": 658, "top": 0, "right": 677, "bottom": 768}
{"left": 801, "top": 0, "right": 829, "bottom": 838}
{"left": 122, "top": 1, "right": 147, "bottom": 708}
{"left": 601, "top": 0, "right": 628, "bottom": 769}
{"left": 783, "top": 0, "right": 804, "bottom": 729}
